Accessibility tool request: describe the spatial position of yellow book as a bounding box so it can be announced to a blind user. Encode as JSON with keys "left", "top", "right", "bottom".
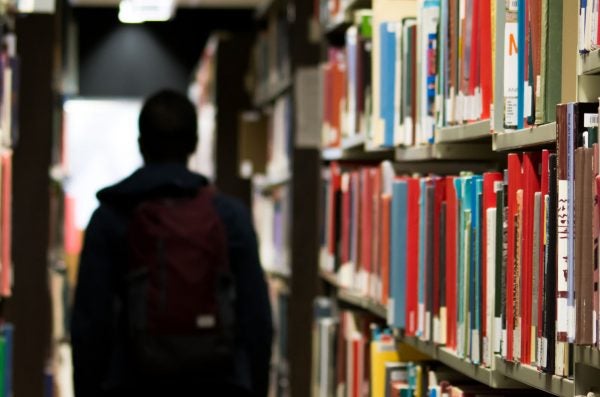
{"left": 370, "top": 338, "right": 429, "bottom": 397}
{"left": 370, "top": 338, "right": 399, "bottom": 397}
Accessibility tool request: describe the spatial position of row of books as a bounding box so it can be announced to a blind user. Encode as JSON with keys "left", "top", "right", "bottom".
{"left": 240, "top": 95, "right": 293, "bottom": 183}
{"left": 312, "top": 304, "right": 556, "bottom": 397}
{"left": 0, "top": 32, "right": 18, "bottom": 150}
{"left": 253, "top": 6, "right": 291, "bottom": 100}
{"left": 253, "top": 183, "right": 291, "bottom": 277}
{"left": 579, "top": 0, "right": 600, "bottom": 54}
{"left": 321, "top": 10, "right": 373, "bottom": 148}
{"left": 268, "top": 278, "right": 290, "bottom": 397}
{"left": 320, "top": 101, "right": 600, "bottom": 379}
{"left": 320, "top": 0, "right": 565, "bottom": 149}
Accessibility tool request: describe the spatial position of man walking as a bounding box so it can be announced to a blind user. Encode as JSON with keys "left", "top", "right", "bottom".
{"left": 71, "top": 90, "right": 273, "bottom": 397}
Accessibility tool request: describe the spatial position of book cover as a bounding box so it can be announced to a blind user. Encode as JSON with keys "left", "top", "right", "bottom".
{"left": 482, "top": 172, "right": 503, "bottom": 366}
{"left": 391, "top": 180, "right": 408, "bottom": 329}
{"left": 407, "top": 178, "right": 421, "bottom": 336}
{"left": 380, "top": 22, "right": 399, "bottom": 147}
{"left": 506, "top": 153, "right": 523, "bottom": 361}
{"left": 445, "top": 176, "right": 458, "bottom": 349}
{"left": 433, "top": 177, "right": 446, "bottom": 343}
{"left": 542, "top": 153, "right": 558, "bottom": 373}
{"left": 503, "top": 2, "right": 519, "bottom": 129}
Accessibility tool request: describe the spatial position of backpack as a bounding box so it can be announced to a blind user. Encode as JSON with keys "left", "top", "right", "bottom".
{"left": 124, "top": 187, "right": 236, "bottom": 377}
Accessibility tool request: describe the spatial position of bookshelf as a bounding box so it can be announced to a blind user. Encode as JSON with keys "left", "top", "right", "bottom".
{"left": 253, "top": 74, "right": 292, "bottom": 108}
{"left": 322, "top": 146, "right": 394, "bottom": 161}
{"left": 395, "top": 143, "right": 500, "bottom": 162}
{"left": 337, "top": 289, "right": 387, "bottom": 319}
{"left": 434, "top": 120, "right": 492, "bottom": 144}
{"left": 492, "top": 123, "right": 557, "bottom": 152}
{"left": 494, "top": 359, "right": 575, "bottom": 397}
{"left": 247, "top": 1, "right": 324, "bottom": 396}
{"left": 397, "top": 335, "right": 578, "bottom": 396}
{"left": 575, "top": 346, "right": 600, "bottom": 370}
{"left": 308, "top": 0, "right": 600, "bottom": 396}
{"left": 580, "top": 49, "right": 600, "bottom": 76}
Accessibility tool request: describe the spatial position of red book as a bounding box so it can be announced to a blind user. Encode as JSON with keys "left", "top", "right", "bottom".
{"left": 520, "top": 152, "right": 541, "bottom": 364}
{"left": 360, "top": 168, "right": 373, "bottom": 295}
{"left": 371, "top": 168, "right": 382, "bottom": 299}
{"left": 328, "top": 162, "right": 342, "bottom": 261}
{"left": 482, "top": 172, "right": 503, "bottom": 356}
{"left": 332, "top": 49, "right": 345, "bottom": 147}
{"left": 445, "top": 176, "right": 458, "bottom": 349}
{"left": 381, "top": 195, "right": 392, "bottom": 305}
{"left": 537, "top": 150, "right": 550, "bottom": 358}
{"left": 468, "top": 0, "right": 480, "bottom": 121}
{"left": 433, "top": 177, "right": 446, "bottom": 341}
{"left": 351, "top": 171, "right": 361, "bottom": 268}
{"left": 0, "top": 153, "right": 11, "bottom": 297}
{"left": 479, "top": 0, "right": 492, "bottom": 120}
{"left": 406, "top": 177, "right": 420, "bottom": 336}
{"left": 341, "top": 172, "right": 351, "bottom": 264}
{"left": 506, "top": 153, "right": 524, "bottom": 362}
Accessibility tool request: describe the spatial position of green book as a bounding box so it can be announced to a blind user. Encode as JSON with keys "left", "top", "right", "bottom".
{"left": 0, "top": 336, "right": 6, "bottom": 397}
{"left": 545, "top": 0, "right": 563, "bottom": 123}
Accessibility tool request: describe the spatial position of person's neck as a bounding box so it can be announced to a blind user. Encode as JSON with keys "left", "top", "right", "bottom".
{"left": 144, "top": 160, "right": 188, "bottom": 167}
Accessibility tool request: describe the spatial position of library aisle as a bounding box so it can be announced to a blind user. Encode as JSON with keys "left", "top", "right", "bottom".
{"left": 6, "top": 0, "right": 600, "bottom": 397}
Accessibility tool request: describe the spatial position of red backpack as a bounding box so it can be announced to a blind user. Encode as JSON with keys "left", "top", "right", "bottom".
{"left": 125, "top": 187, "right": 236, "bottom": 376}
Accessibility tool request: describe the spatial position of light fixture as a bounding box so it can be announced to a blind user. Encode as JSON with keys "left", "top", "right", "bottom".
{"left": 118, "top": 0, "right": 176, "bottom": 24}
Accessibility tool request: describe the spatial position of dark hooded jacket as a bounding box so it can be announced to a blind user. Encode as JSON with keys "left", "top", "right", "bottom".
{"left": 70, "top": 163, "right": 273, "bottom": 397}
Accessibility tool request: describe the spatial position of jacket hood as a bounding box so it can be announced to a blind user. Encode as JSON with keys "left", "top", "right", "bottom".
{"left": 97, "top": 163, "right": 209, "bottom": 208}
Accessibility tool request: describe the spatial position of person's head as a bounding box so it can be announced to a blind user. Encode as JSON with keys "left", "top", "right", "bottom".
{"left": 138, "top": 89, "right": 198, "bottom": 164}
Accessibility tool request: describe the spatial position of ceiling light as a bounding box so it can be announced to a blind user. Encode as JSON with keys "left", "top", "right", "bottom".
{"left": 118, "top": 0, "right": 176, "bottom": 24}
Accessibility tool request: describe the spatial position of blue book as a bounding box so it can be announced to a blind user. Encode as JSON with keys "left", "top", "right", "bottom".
{"left": 454, "top": 177, "right": 466, "bottom": 356}
{"left": 470, "top": 176, "right": 483, "bottom": 364}
{"left": 391, "top": 180, "right": 408, "bottom": 329}
{"left": 517, "top": 0, "right": 525, "bottom": 129}
{"left": 462, "top": 177, "right": 473, "bottom": 359}
{"left": 380, "top": 22, "right": 398, "bottom": 147}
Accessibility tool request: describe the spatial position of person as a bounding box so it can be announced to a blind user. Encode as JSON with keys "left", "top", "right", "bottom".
{"left": 71, "top": 89, "right": 273, "bottom": 397}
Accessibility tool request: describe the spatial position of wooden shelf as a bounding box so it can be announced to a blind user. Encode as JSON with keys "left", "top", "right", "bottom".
{"left": 395, "top": 143, "right": 499, "bottom": 162}
{"left": 492, "top": 122, "right": 556, "bottom": 151}
{"left": 434, "top": 120, "right": 491, "bottom": 143}
{"left": 254, "top": 74, "right": 292, "bottom": 108}
{"left": 580, "top": 50, "right": 600, "bottom": 75}
{"left": 494, "top": 357, "right": 574, "bottom": 397}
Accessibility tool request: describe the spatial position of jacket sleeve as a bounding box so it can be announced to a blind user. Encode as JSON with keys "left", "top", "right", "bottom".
{"left": 222, "top": 199, "right": 274, "bottom": 397}
{"left": 71, "top": 206, "right": 119, "bottom": 397}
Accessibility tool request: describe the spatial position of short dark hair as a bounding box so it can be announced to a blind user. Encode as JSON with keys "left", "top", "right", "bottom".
{"left": 138, "top": 89, "right": 198, "bottom": 164}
